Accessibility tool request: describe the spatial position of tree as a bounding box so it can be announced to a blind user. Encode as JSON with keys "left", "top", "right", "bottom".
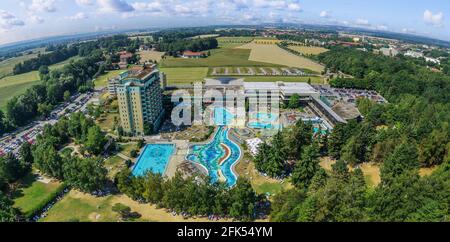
{"left": 18, "top": 142, "right": 33, "bottom": 176}
{"left": 33, "top": 140, "right": 64, "bottom": 179}
{"left": 63, "top": 156, "right": 107, "bottom": 193}
{"left": 287, "top": 94, "right": 301, "bottom": 109}
{"left": 0, "top": 153, "right": 22, "bottom": 182}
{"left": 37, "top": 103, "right": 53, "bottom": 118}
{"left": 229, "top": 179, "right": 258, "bottom": 221}
{"left": 0, "top": 110, "right": 5, "bottom": 136}
{"left": 291, "top": 144, "right": 321, "bottom": 189}
{"left": 0, "top": 192, "right": 21, "bottom": 222}
{"left": 85, "top": 126, "right": 107, "bottom": 155}
{"left": 63, "top": 91, "right": 71, "bottom": 102}
{"left": 381, "top": 142, "right": 419, "bottom": 182}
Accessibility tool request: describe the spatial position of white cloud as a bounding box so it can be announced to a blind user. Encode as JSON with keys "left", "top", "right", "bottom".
{"left": 402, "top": 28, "right": 416, "bottom": 34}
{"left": 98, "top": 0, "right": 134, "bottom": 13}
{"left": 355, "top": 18, "right": 370, "bottom": 26}
{"left": 28, "top": 0, "right": 56, "bottom": 13}
{"left": 423, "top": 10, "right": 443, "bottom": 27}
{"left": 320, "top": 10, "right": 330, "bottom": 18}
{"left": 66, "top": 12, "right": 88, "bottom": 20}
{"left": 28, "top": 15, "right": 44, "bottom": 24}
{"left": 75, "top": 0, "right": 94, "bottom": 6}
{"left": 375, "top": 25, "right": 388, "bottom": 31}
{"left": 287, "top": 3, "right": 301, "bottom": 11}
{"left": 0, "top": 10, "right": 25, "bottom": 32}
{"left": 132, "top": 1, "right": 164, "bottom": 13}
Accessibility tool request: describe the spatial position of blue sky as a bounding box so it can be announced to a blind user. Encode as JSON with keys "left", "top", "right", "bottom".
{"left": 0, "top": 0, "right": 449, "bottom": 45}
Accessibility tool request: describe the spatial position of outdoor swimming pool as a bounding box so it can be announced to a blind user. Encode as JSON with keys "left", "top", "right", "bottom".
{"left": 214, "top": 107, "right": 236, "bottom": 125}
{"left": 132, "top": 144, "right": 175, "bottom": 177}
{"left": 248, "top": 112, "right": 281, "bottom": 129}
{"left": 186, "top": 126, "right": 241, "bottom": 187}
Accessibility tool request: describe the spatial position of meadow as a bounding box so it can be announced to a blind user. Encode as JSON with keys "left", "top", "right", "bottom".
{"left": 159, "top": 48, "right": 280, "bottom": 68}
{"left": 238, "top": 42, "right": 325, "bottom": 73}
{"left": 138, "top": 50, "right": 165, "bottom": 63}
{"left": 93, "top": 70, "right": 126, "bottom": 88}
{"left": 0, "top": 48, "right": 47, "bottom": 78}
{"left": 159, "top": 67, "right": 209, "bottom": 84}
{"left": 288, "top": 45, "right": 329, "bottom": 55}
{"left": 0, "top": 56, "right": 81, "bottom": 111}
{"left": 12, "top": 174, "right": 64, "bottom": 218}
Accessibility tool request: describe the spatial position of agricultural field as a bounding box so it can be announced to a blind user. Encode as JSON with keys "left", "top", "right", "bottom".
{"left": 160, "top": 48, "right": 280, "bottom": 68}
{"left": 238, "top": 42, "right": 325, "bottom": 73}
{"left": 138, "top": 50, "right": 165, "bottom": 63}
{"left": 0, "top": 56, "right": 82, "bottom": 111}
{"left": 288, "top": 45, "right": 329, "bottom": 55}
{"left": 0, "top": 47, "right": 47, "bottom": 78}
{"left": 159, "top": 67, "right": 208, "bottom": 84}
{"left": 210, "top": 66, "right": 316, "bottom": 76}
{"left": 217, "top": 37, "right": 254, "bottom": 48}
{"left": 12, "top": 173, "right": 64, "bottom": 218}
{"left": 128, "top": 35, "right": 153, "bottom": 43}
{"left": 243, "top": 76, "right": 324, "bottom": 84}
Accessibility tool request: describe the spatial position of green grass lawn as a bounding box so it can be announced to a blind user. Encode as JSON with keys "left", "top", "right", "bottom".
{"left": 40, "top": 191, "right": 118, "bottom": 222}
{"left": 252, "top": 182, "right": 291, "bottom": 196}
{"left": 0, "top": 48, "right": 47, "bottom": 78}
{"left": 0, "top": 56, "right": 82, "bottom": 111}
{"left": 242, "top": 75, "right": 324, "bottom": 84}
{"left": 159, "top": 67, "right": 208, "bottom": 84}
{"left": 104, "top": 155, "right": 126, "bottom": 178}
{"left": 119, "top": 143, "right": 138, "bottom": 157}
{"left": 93, "top": 70, "right": 126, "bottom": 88}
{"left": 13, "top": 174, "right": 64, "bottom": 218}
{"left": 159, "top": 48, "right": 280, "bottom": 68}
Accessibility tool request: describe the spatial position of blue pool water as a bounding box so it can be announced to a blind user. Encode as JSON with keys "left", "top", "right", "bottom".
{"left": 214, "top": 107, "right": 236, "bottom": 125}
{"left": 248, "top": 112, "right": 280, "bottom": 129}
{"left": 132, "top": 144, "right": 175, "bottom": 176}
{"left": 187, "top": 126, "right": 241, "bottom": 187}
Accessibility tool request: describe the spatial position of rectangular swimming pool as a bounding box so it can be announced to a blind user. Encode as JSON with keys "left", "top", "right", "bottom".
{"left": 131, "top": 144, "right": 175, "bottom": 177}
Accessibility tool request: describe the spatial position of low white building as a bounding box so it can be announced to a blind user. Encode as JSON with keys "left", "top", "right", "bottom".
{"left": 404, "top": 50, "right": 424, "bottom": 58}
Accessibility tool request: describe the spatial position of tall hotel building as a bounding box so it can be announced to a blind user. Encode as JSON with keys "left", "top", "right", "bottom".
{"left": 112, "top": 66, "right": 164, "bottom": 136}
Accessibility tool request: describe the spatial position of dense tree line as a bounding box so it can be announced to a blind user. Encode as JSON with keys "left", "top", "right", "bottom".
{"left": 268, "top": 45, "right": 450, "bottom": 221}
{"left": 31, "top": 112, "right": 108, "bottom": 192}
{"left": 13, "top": 45, "right": 79, "bottom": 74}
{"left": 155, "top": 38, "right": 218, "bottom": 57}
{"left": 116, "top": 170, "right": 264, "bottom": 221}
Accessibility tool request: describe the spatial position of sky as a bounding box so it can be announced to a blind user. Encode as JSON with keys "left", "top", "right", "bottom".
{"left": 0, "top": 0, "right": 449, "bottom": 45}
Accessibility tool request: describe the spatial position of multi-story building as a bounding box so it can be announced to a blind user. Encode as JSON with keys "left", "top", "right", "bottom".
{"left": 115, "top": 66, "right": 164, "bottom": 136}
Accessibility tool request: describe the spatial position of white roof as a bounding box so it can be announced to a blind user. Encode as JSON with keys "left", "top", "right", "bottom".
{"left": 243, "top": 81, "right": 318, "bottom": 96}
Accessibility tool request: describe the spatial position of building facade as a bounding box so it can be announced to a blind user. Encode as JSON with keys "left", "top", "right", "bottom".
{"left": 116, "top": 67, "right": 164, "bottom": 136}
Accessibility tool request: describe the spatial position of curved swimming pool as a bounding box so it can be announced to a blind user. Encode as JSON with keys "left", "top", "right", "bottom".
{"left": 186, "top": 126, "right": 241, "bottom": 187}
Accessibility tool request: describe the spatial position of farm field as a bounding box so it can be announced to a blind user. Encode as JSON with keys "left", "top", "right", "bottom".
{"left": 238, "top": 42, "right": 325, "bottom": 73}
{"left": 0, "top": 48, "right": 47, "bottom": 78}
{"left": 159, "top": 67, "right": 208, "bottom": 84}
{"left": 93, "top": 70, "right": 125, "bottom": 88}
{"left": 138, "top": 50, "right": 165, "bottom": 63}
{"left": 217, "top": 37, "right": 254, "bottom": 48}
{"left": 12, "top": 174, "right": 64, "bottom": 218}
{"left": 0, "top": 56, "right": 82, "bottom": 111}
{"left": 288, "top": 45, "right": 329, "bottom": 55}
{"left": 160, "top": 48, "right": 280, "bottom": 68}
{"left": 243, "top": 76, "right": 324, "bottom": 84}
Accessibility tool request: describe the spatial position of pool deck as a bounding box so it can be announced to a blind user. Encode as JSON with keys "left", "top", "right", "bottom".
{"left": 164, "top": 140, "right": 190, "bottom": 178}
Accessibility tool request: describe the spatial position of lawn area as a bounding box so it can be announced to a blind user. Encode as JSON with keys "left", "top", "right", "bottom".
{"left": 236, "top": 157, "right": 292, "bottom": 196}
{"left": 119, "top": 142, "right": 138, "bottom": 157}
{"left": 0, "top": 78, "right": 41, "bottom": 111}
{"left": 41, "top": 190, "right": 234, "bottom": 222}
{"left": 96, "top": 112, "right": 119, "bottom": 133}
{"left": 159, "top": 48, "right": 279, "bottom": 68}
{"left": 138, "top": 50, "right": 165, "bottom": 63}
{"left": 288, "top": 45, "right": 329, "bottom": 55}
{"left": 13, "top": 173, "right": 64, "bottom": 218}
{"left": 242, "top": 75, "right": 324, "bottom": 84}
{"left": 238, "top": 43, "right": 325, "bottom": 73}
{"left": 104, "top": 155, "right": 126, "bottom": 178}
{"left": 159, "top": 67, "right": 208, "bottom": 84}
{"left": 93, "top": 70, "right": 125, "bottom": 88}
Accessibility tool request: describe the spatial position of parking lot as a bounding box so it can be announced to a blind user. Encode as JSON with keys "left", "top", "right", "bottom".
{"left": 0, "top": 91, "right": 98, "bottom": 158}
